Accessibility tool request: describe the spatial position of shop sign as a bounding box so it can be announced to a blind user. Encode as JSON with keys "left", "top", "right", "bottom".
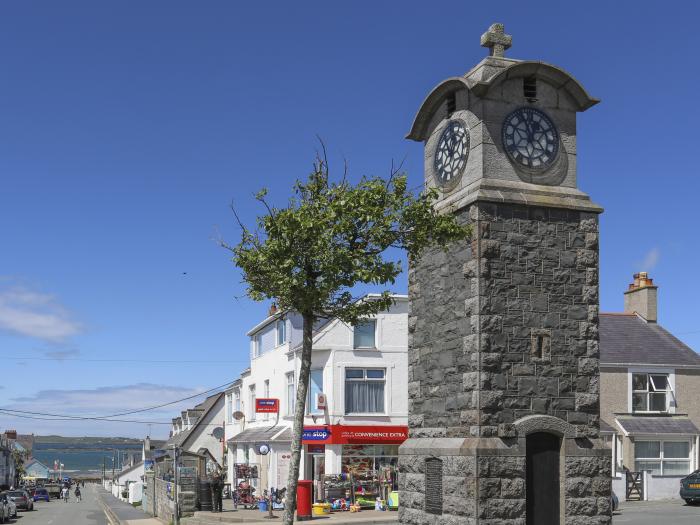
{"left": 256, "top": 398, "right": 279, "bottom": 413}
{"left": 302, "top": 425, "right": 408, "bottom": 444}
{"left": 335, "top": 425, "right": 408, "bottom": 444}
{"left": 307, "top": 444, "right": 325, "bottom": 454}
{"left": 302, "top": 427, "right": 331, "bottom": 442}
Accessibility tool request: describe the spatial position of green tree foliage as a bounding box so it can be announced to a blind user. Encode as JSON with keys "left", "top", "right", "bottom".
{"left": 226, "top": 154, "right": 470, "bottom": 524}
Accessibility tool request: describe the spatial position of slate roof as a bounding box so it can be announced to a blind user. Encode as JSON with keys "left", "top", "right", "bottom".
{"left": 227, "top": 426, "right": 292, "bottom": 444}
{"left": 600, "top": 313, "right": 700, "bottom": 367}
{"left": 164, "top": 392, "right": 223, "bottom": 449}
{"left": 616, "top": 416, "right": 700, "bottom": 436}
{"left": 599, "top": 420, "right": 615, "bottom": 434}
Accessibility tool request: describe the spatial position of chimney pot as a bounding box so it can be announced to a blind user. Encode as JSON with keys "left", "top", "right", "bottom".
{"left": 268, "top": 303, "right": 278, "bottom": 316}
{"left": 624, "top": 271, "right": 658, "bottom": 322}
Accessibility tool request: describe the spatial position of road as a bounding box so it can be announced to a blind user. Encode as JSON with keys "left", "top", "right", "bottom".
{"left": 11, "top": 484, "right": 107, "bottom": 525}
{"left": 614, "top": 500, "right": 700, "bottom": 523}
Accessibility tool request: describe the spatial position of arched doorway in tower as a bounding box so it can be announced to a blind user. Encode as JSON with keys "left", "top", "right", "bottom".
{"left": 526, "top": 431, "right": 561, "bottom": 525}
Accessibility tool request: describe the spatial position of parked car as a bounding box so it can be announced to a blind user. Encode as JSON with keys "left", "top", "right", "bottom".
{"left": 0, "top": 493, "right": 16, "bottom": 519}
{"left": 0, "top": 493, "right": 9, "bottom": 523}
{"left": 7, "top": 489, "right": 33, "bottom": 511}
{"left": 680, "top": 469, "right": 700, "bottom": 504}
{"left": 32, "top": 488, "right": 50, "bottom": 502}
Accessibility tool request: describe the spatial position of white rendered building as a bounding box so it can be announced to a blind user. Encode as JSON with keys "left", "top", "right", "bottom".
{"left": 224, "top": 294, "right": 408, "bottom": 497}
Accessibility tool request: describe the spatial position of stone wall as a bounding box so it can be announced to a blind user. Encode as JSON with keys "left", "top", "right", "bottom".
{"left": 400, "top": 201, "right": 611, "bottom": 524}
{"left": 155, "top": 478, "right": 175, "bottom": 524}
{"left": 409, "top": 202, "right": 601, "bottom": 439}
{"left": 142, "top": 472, "right": 155, "bottom": 516}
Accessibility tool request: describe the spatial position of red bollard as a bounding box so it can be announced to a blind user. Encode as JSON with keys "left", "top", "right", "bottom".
{"left": 296, "top": 480, "right": 313, "bottom": 521}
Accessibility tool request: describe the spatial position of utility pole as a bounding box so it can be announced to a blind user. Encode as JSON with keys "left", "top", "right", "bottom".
{"left": 102, "top": 457, "right": 106, "bottom": 486}
{"left": 172, "top": 445, "right": 179, "bottom": 525}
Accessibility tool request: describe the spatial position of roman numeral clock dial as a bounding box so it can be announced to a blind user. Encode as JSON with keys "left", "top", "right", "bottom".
{"left": 502, "top": 107, "right": 559, "bottom": 172}
{"left": 433, "top": 120, "right": 469, "bottom": 189}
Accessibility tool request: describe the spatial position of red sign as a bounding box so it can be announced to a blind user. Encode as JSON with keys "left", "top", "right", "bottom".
{"left": 308, "top": 444, "right": 325, "bottom": 454}
{"left": 302, "top": 425, "right": 408, "bottom": 445}
{"left": 255, "top": 398, "right": 279, "bottom": 413}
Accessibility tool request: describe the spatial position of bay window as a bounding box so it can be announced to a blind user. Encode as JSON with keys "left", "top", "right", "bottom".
{"left": 249, "top": 385, "right": 256, "bottom": 421}
{"left": 634, "top": 440, "right": 690, "bottom": 475}
{"left": 286, "top": 372, "right": 295, "bottom": 416}
{"left": 632, "top": 373, "right": 670, "bottom": 413}
{"left": 345, "top": 368, "right": 385, "bottom": 414}
{"left": 226, "top": 393, "right": 233, "bottom": 424}
{"left": 308, "top": 369, "right": 324, "bottom": 415}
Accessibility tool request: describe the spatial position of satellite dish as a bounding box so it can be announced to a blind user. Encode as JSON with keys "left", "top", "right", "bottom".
{"left": 212, "top": 427, "right": 225, "bottom": 440}
{"left": 233, "top": 411, "right": 245, "bottom": 421}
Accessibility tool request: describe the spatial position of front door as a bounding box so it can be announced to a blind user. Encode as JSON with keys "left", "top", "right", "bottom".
{"left": 526, "top": 432, "right": 560, "bottom": 525}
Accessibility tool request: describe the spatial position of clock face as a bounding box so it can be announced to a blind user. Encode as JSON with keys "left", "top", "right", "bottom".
{"left": 502, "top": 108, "right": 559, "bottom": 171}
{"left": 258, "top": 444, "right": 270, "bottom": 455}
{"left": 433, "top": 120, "right": 470, "bottom": 187}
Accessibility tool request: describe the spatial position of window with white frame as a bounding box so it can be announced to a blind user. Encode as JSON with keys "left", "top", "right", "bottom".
{"left": 226, "top": 393, "right": 233, "bottom": 424}
{"left": 276, "top": 319, "right": 286, "bottom": 346}
{"left": 308, "top": 369, "right": 324, "bottom": 415}
{"left": 286, "top": 372, "right": 296, "bottom": 416}
{"left": 632, "top": 373, "right": 671, "bottom": 413}
{"left": 263, "top": 379, "right": 270, "bottom": 420}
{"left": 252, "top": 334, "right": 262, "bottom": 358}
{"left": 234, "top": 389, "right": 241, "bottom": 413}
{"left": 345, "top": 368, "right": 385, "bottom": 414}
{"left": 249, "top": 384, "right": 256, "bottom": 421}
{"left": 634, "top": 440, "right": 691, "bottom": 476}
{"left": 353, "top": 320, "right": 377, "bottom": 349}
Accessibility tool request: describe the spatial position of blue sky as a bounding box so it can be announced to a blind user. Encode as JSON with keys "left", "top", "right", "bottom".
{"left": 1, "top": 1, "right": 699, "bottom": 438}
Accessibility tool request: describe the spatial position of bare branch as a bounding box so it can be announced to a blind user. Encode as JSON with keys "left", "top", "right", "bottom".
{"left": 229, "top": 201, "right": 249, "bottom": 234}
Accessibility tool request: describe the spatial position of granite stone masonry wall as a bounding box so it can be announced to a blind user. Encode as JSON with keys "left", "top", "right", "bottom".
{"left": 408, "top": 202, "right": 600, "bottom": 439}
{"left": 400, "top": 201, "right": 611, "bottom": 524}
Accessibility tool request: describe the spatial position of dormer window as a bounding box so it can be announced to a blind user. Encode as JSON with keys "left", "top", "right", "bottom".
{"left": 632, "top": 372, "right": 671, "bottom": 412}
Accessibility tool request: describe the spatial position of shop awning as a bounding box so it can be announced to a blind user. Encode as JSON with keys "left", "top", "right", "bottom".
{"left": 228, "top": 426, "right": 292, "bottom": 444}
{"left": 615, "top": 416, "right": 700, "bottom": 436}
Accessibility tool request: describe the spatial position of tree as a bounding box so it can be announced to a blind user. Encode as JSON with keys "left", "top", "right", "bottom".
{"left": 225, "top": 153, "right": 470, "bottom": 525}
{"left": 11, "top": 448, "right": 27, "bottom": 486}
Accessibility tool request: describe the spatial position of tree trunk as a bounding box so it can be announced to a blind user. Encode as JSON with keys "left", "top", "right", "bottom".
{"left": 283, "top": 312, "right": 314, "bottom": 525}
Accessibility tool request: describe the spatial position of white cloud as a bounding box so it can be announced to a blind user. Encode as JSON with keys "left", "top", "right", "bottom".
{"left": 0, "top": 285, "right": 82, "bottom": 342}
{"left": 639, "top": 247, "right": 660, "bottom": 271}
{"left": 0, "top": 383, "right": 213, "bottom": 438}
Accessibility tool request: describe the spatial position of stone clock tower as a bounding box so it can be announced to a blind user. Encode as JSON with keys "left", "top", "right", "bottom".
{"left": 399, "top": 24, "right": 612, "bottom": 525}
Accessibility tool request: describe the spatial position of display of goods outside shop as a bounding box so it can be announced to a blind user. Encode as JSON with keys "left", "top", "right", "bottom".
{"left": 321, "top": 467, "right": 396, "bottom": 510}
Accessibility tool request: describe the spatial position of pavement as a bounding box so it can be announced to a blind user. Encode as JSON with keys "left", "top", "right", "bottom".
{"left": 613, "top": 499, "right": 700, "bottom": 523}
{"left": 95, "top": 486, "right": 160, "bottom": 525}
{"left": 183, "top": 497, "right": 397, "bottom": 525}
{"left": 11, "top": 483, "right": 107, "bottom": 525}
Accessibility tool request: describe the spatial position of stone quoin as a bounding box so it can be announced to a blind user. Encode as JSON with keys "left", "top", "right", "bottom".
{"left": 399, "top": 23, "right": 612, "bottom": 525}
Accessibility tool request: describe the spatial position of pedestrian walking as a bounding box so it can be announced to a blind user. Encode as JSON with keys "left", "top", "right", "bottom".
{"left": 75, "top": 485, "right": 82, "bottom": 502}
{"left": 61, "top": 486, "right": 69, "bottom": 503}
{"left": 210, "top": 470, "right": 223, "bottom": 512}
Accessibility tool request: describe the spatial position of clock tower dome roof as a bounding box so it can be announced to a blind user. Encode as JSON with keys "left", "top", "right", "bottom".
{"left": 407, "top": 60, "right": 599, "bottom": 142}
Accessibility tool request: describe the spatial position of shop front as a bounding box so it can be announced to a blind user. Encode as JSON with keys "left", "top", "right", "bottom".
{"left": 302, "top": 424, "right": 407, "bottom": 509}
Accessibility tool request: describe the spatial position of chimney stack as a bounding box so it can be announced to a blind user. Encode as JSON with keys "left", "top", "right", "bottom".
{"left": 268, "top": 303, "right": 278, "bottom": 316}
{"left": 624, "top": 271, "right": 658, "bottom": 322}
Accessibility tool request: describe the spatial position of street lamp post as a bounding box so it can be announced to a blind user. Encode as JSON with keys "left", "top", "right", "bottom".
{"left": 171, "top": 445, "right": 180, "bottom": 525}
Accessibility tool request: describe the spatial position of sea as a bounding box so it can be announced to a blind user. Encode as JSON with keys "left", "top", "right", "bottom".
{"left": 32, "top": 440, "right": 144, "bottom": 476}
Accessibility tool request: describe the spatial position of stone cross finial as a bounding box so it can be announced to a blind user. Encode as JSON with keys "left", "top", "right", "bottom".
{"left": 480, "top": 23, "right": 512, "bottom": 58}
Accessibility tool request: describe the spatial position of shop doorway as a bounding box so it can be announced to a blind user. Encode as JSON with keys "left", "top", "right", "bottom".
{"left": 526, "top": 432, "right": 560, "bottom": 525}
{"left": 311, "top": 454, "right": 325, "bottom": 502}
